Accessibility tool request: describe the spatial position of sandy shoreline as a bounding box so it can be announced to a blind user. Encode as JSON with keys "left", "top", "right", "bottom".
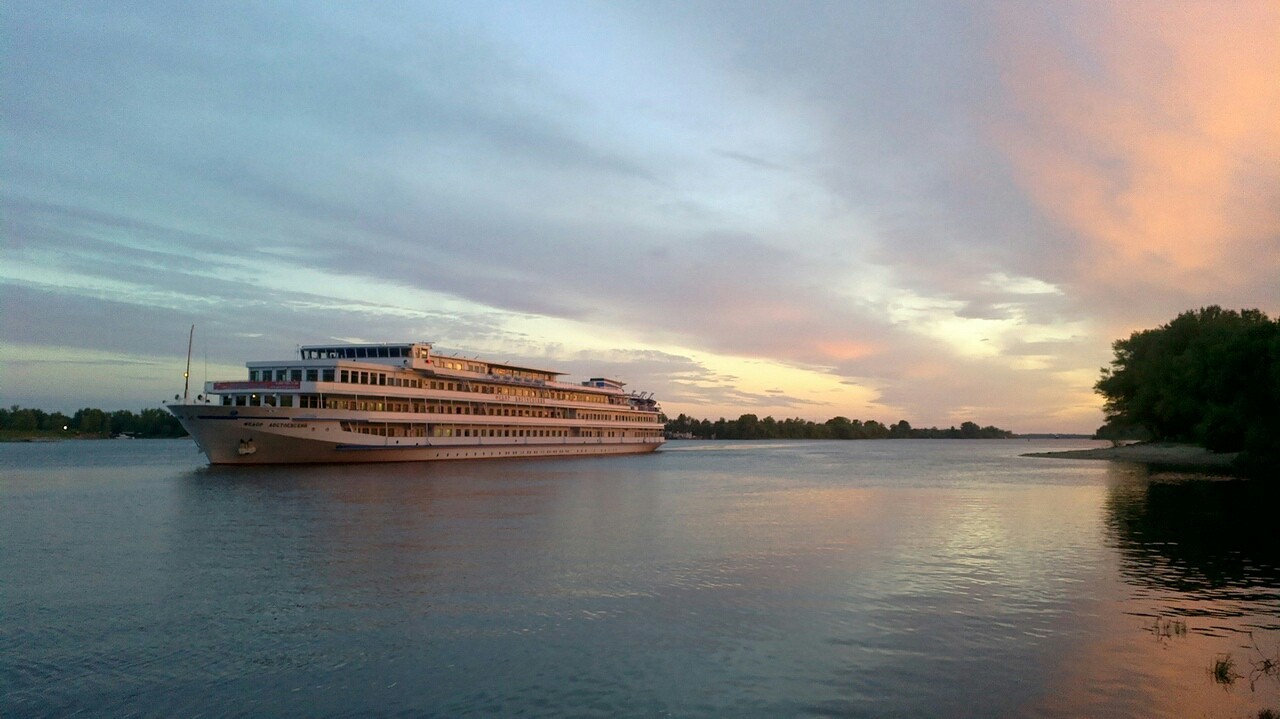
{"left": 1023, "top": 442, "right": 1239, "bottom": 468}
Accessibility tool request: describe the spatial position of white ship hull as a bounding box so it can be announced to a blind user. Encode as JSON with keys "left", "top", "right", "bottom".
{"left": 168, "top": 404, "right": 663, "bottom": 465}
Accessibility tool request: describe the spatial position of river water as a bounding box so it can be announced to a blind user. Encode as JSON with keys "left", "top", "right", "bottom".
{"left": 2, "top": 439, "right": 1277, "bottom": 718}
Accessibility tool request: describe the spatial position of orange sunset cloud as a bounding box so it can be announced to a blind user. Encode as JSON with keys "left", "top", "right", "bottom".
{"left": 992, "top": 1, "right": 1280, "bottom": 292}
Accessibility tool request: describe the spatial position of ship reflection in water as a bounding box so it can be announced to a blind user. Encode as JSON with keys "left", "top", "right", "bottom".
{"left": 0, "top": 439, "right": 1276, "bottom": 717}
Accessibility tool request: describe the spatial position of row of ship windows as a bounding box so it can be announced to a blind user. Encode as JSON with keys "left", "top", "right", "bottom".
{"left": 252, "top": 368, "right": 416, "bottom": 387}
{"left": 254, "top": 368, "right": 331, "bottom": 383}
{"left": 423, "top": 378, "right": 608, "bottom": 404}
{"left": 578, "top": 412, "right": 652, "bottom": 422}
{"left": 426, "top": 427, "right": 653, "bottom": 438}
{"left": 432, "top": 358, "right": 555, "bottom": 383}
{"left": 326, "top": 398, "right": 566, "bottom": 417}
{"left": 303, "top": 346, "right": 417, "bottom": 360}
{"left": 220, "top": 394, "right": 657, "bottom": 423}
{"left": 339, "top": 422, "right": 662, "bottom": 439}
{"left": 247, "top": 368, "right": 611, "bottom": 405}
{"left": 343, "top": 424, "right": 569, "bottom": 438}
{"left": 435, "top": 359, "right": 489, "bottom": 374}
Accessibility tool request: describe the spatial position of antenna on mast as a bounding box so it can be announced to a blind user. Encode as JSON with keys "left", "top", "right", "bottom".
{"left": 183, "top": 324, "right": 194, "bottom": 401}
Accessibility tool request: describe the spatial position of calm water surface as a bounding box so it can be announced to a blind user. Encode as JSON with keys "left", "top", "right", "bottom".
{"left": 2, "top": 439, "right": 1277, "bottom": 718}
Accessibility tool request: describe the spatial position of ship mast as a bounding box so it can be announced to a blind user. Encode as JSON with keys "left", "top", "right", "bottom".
{"left": 183, "top": 324, "right": 194, "bottom": 401}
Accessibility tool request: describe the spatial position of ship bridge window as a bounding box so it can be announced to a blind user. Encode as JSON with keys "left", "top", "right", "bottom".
{"left": 306, "top": 369, "right": 318, "bottom": 382}
{"left": 291, "top": 369, "right": 302, "bottom": 381}
{"left": 323, "top": 369, "right": 334, "bottom": 382}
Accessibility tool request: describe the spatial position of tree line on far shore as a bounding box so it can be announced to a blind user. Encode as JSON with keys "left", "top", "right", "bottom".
{"left": 1094, "top": 306, "right": 1279, "bottom": 469}
{"left": 663, "top": 413, "right": 1013, "bottom": 440}
{"left": 0, "top": 405, "right": 187, "bottom": 438}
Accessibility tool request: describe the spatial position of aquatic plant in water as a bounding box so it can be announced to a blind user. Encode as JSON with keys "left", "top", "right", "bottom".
{"left": 1209, "top": 634, "right": 1280, "bottom": 692}
{"left": 1148, "top": 616, "right": 1187, "bottom": 645}
{"left": 1244, "top": 633, "right": 1280, "bottom": 692}
{"left": 1213, "top": 653, "right": 1242, "bottom": 687}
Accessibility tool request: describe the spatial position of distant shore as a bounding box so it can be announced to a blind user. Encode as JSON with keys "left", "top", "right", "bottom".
{"left": 1023, "top": 442, "right": 1238, "bottom": 469}
{"left": 0, "top": 432, "right": 112, "bottom": 442}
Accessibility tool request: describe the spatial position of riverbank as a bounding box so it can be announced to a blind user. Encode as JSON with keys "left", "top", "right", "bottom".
{"left": 1023, "top": 442, "right": 1238, "bottom": 468}
{"left": 0, "top": 430, "right": 80, "bottom": 442}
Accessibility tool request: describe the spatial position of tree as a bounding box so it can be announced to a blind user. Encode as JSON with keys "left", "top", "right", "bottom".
{"left": 1095, "top": 306, "right": 1280, "bottom": 458}
{"left": 825, "top": 416, "right": 854, "bottom": 440}
{"left": 71, "top": 408, "right": 111, "bottom": 436}
{"left": 734, "top": 414, "right": 761, "bottom": 439}
{"left": 111, "top": 410, "right": 139, "bottom": 436}
{"left": 7, "top": 407, "right": 38, "bottom": 431}
{"left": 862, "top": 420, "right": 889, "bottom": 439}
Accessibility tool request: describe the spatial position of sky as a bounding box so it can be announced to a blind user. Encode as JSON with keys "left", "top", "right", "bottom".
{"left": 3, "top": 1, "right": 1278, "bottom": 433}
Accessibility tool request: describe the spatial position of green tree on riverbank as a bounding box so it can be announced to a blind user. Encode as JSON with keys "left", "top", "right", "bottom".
{"left": 0, "top": 406, "right": 71, "bottom": 433}
{"left": 1, "top": 405, "right": 186, "bottom": 439}
{"left": 1094, "top": 306, "right": 1280, "bottom": 469}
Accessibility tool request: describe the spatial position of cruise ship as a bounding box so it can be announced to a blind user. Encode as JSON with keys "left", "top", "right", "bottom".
{"left": 166, "top": 342, "right": 665, "bottom": 464}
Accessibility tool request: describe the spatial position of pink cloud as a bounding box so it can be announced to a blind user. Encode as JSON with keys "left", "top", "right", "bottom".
{"left": 990, "top": 1, "right": 1280, "bottom": 301}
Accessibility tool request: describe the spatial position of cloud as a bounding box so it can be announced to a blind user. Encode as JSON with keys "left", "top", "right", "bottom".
{"left": 989, "top": 1, "right": 1280, "bottom": 318}
{"left": 713, "top": 150, "right": 790, "bottom": 173}
{"left": 4, "top": 1, "right": 1277, "bottom": 431}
